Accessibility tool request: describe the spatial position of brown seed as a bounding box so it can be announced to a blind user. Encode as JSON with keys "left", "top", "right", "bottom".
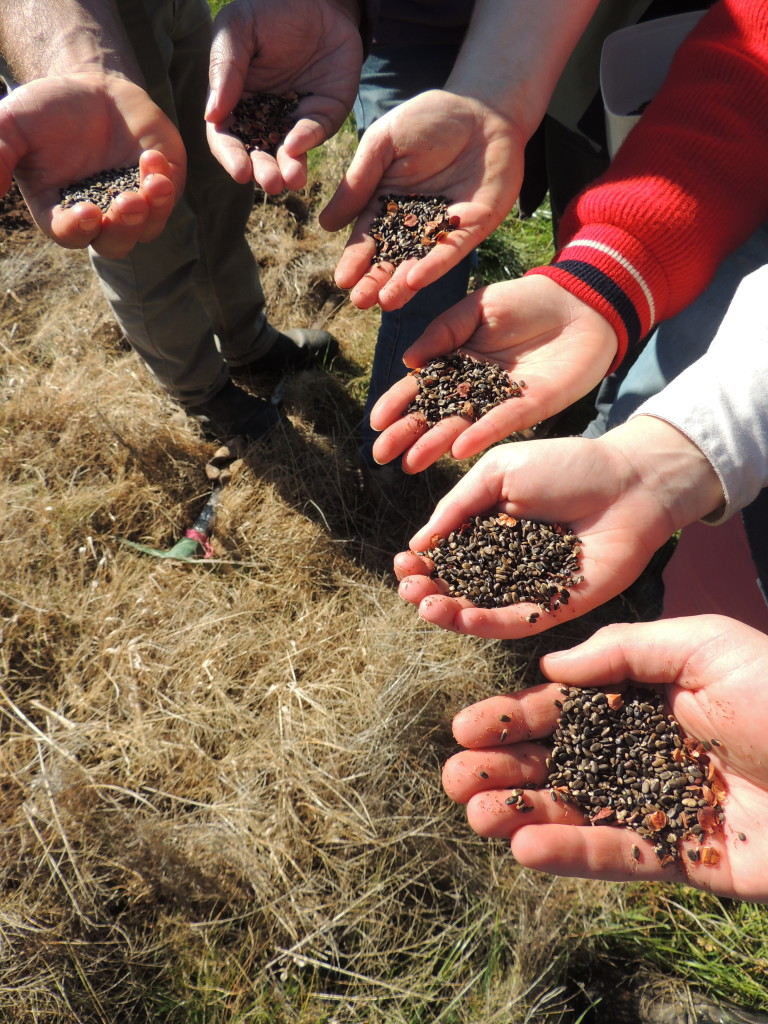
{"left": 370, "top": 193, "right": 457, "bottom": 267}
{"left": 700, "top": 846, "right": 720, "bottom": 865}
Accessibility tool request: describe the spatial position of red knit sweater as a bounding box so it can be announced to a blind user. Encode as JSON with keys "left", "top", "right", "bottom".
{"left": 528, "top": 0, "right": 768, "bottom": 370}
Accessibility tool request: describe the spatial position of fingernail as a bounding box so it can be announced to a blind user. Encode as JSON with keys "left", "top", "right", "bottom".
{"left": 149, "top": 191, "right": 173, "bottom": 208}
{"left": 541, "top": 649, "right": 569, "bottom": 662}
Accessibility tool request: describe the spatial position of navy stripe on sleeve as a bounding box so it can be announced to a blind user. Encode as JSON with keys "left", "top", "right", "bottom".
{"left": 551, "top": 259, "right": 642, "bottom": 349}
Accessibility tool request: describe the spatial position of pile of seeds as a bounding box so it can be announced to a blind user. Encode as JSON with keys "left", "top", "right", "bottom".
{"left": 370, "top": 193, "right": 458, "bottom": 266}
{"left": 548, "top": 686, "right": 726, "bottom": 865}
{"left": 406, "top": 352, "right": 524, "bottom": 425}
{"left": 229, "top": 91, "right": 304, "bottom": 155}
{"left": 421, "top": 514, "right": 582, "bottom": 619}
{"left": 58, "top": 165, "right": 140, "bottom": 212}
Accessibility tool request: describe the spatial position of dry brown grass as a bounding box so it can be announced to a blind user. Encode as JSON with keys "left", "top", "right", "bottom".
{"left": 0, "top": 129, "right": 663, "bottom": 1024}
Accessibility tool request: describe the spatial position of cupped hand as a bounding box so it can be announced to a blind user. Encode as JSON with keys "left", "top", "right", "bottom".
{"left": 206, "top": 0, "right": 362, "bottom": 194}
{"left": 369, "top": 276, "right": 618, "bottom": 472}
{"left": 442, "top": 615, "right": 768, "bottom": 903}
{"left": 0, "top": 74, "right": 184, "bottom": 258}
{"left": 393, "top": 433, "right": 676, "bottom": 639}
{"left": 319, "top": 89, "right": 525, "bottom": 311}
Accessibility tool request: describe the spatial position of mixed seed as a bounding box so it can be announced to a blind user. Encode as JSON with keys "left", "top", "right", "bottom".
{"left": 58, "top": 165, "right": 140, "bottom": 212}
{"left": 230, "top": 90, "right": 304, "bottom": 155}
{"left": 421, "top": 514, "right": 582, "bottom": 618}
{"left": 406, "top": 352, "right": 525, "bottom": 426}
{"left": 547, "top": 686, "right": 726, "bottom": 865}
{"left": 370, "top": 193, "right": 458, "bottom": 267}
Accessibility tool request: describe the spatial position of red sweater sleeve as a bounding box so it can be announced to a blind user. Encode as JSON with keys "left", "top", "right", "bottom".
{"left": 527, "top": 0, "right": 768, "bottom": 369}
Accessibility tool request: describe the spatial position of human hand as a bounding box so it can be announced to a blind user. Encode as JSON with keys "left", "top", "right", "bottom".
{"left": 320, "top": 89, "right": 525, "bottom": 310}
{"left": 368, "top": 276, "right": 618, "bottom": 472}
{"left": 442, "top": 615, "right": 768, "bottom": 903}
{"left": 394, "top": 417, "right": 723, "bottom": 639}
{"left": 206, "top": 0, "right": 363, "bottom": 194}
{"left": 0, "top": 74, "right": 184, "bottom": 258}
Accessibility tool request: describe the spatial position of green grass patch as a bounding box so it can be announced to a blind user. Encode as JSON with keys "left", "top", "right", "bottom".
{"left": 598, "top": 884, "right": 768, "bottom": 1010}
{"left": 475, "top": 203, "right": 555, "bottom": 285}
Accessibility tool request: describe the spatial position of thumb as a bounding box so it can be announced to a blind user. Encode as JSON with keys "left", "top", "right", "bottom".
{"left": 0, "top": 108, "right": 26, "bottom": 196}
{"left": 206, "top": 11, "right": 249, "bottom": 122}
{"left": 539, "top": 615, "right": 743, "bottom": 689}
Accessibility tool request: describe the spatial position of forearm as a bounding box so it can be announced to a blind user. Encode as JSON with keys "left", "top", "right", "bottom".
{"left": 445, "top": 0, "right": 600, "bottom": 139}
{"left": 0, "top": 0, "right": 142, "bottom": 83}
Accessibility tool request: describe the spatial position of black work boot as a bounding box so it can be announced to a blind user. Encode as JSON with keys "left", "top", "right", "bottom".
{"left": 185, "top": 380, "right": 281, "bottom": 444}
{"left": 230, "top": 328, "right": 339, "bottom": 379}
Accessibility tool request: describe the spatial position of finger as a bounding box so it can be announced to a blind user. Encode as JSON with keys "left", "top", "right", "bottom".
{"left": 283, "top": 99, "right": 350, "bottom": 159}
{"left": 334, "top": 236, "right": 379, "bottom": 290}
{"left": 88, "top": 191, "right": 152, "bottom": 258}
{"left": 49, "top": 201, "right": 104, "bottom": 248}
{"left": 275, "top": 145, "right": 307, "bottom": 192}
{"left": 205, "top": 122, "right": 254, "bottom": 184}
{"left": 539, "top": 616, "right": 737, "bottom": 690}
{"left": 319, "top": 132, "right": 391, "bottom": 232}
{"left": 206, "top": 12, "right": 248, "bottom": 122}
{"left": 413, "top": 592, "right": 576, "bottom": 640}
{"left": 375, "top": 258, "right": 421, "bottom": 311}
{"left": 135, "top": 172, "right": 175, "bottom": 243}
{"left": 465, "top": 788, "right": 586, "bottom": 838}
{"left": 401, "top": 293, "right": 484, "bottom": 368}
{"left": 283, "top": 121, "right": 320, "bottom": 160}
{"left": 450, "top": 409, "right": 530, "bottom": 461}
{"left": 405, "top": 453, "right": 506, "bottom": 552}
{"left": 449, "top": 369, "right": 604, "bottom": 462}
{"left": 369, "top": 375, "right": 420, "bottom": 432}
{"left": 509, "top": 823, "right": 725, "bottom": 886}
{"left": 441, "top": 743, "right": 551, "bottom": 803}
{"left": 396, "top": 573, "right": 446, "bottom": 604}
{"left": 371, "top": 415, "right": 430, "bottom": 466}
{"left": 403, "top": 226, "right": 477, "bottom": 292}
{"left": 400, "top": 416, "right": 471, "bottom": 474}
{"left": 451, "top": 684, "right": 565, "bottom": 749}
{"left": 393, "top": 551, "right": 434, "bottom": 582}
{"left": 349, "top": 262, "right": 398, "bottom": 309}
{"left": 0, "top": 139, "right": 19, "bottom": 196}
{"left": 249, "top": 149, "right": 286, "bottom": 196}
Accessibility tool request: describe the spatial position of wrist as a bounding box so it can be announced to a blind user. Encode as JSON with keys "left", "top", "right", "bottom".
{"left": 602, "top": 415, "right": 725, "bottom": 532}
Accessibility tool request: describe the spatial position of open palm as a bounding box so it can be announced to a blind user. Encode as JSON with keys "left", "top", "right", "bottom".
{"left": 206, "top": 0, "right": 362, "bottom": 194}
{"left": 394, "top": 434, "right": 679, "bottom": 639}
{"left": 442, "top": 615, "right": 768, "bottom": 903}
{"left": 321, "top": 89, "right": 524, "bottom": 311}
{"left": 368, "top": 276, "right": 618, "bottom": 472}
{"left": 0, "top": 74, "right": 184, "bottom": 257}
